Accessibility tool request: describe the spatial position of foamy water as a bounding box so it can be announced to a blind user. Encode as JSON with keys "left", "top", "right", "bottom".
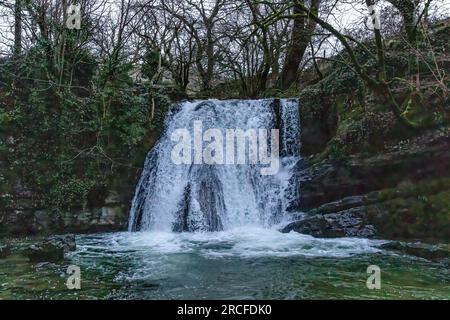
{"left": 74, "top": 227, "right": 386, "bottom": 260}
{"left": 63, "top": 229, "right": 450, "bottom": 300}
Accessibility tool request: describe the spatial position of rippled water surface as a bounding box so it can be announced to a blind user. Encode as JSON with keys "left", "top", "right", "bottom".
{"left": 1, "top": 228, "right": 448, "bottom": 299}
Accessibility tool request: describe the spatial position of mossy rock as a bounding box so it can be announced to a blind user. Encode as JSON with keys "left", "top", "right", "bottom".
{"left": 366, "top": 189, "right": 450, "bottom": 242}
{"left": 0, "top": 244, "right": 11, "bottom": 259}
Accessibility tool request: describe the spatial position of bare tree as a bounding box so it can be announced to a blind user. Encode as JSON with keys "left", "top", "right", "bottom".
{"left": 162, "top": 0, "right": 227, "bottom": 92}
{"left": 278, "top": 0, "right": 321, "bottom": 90}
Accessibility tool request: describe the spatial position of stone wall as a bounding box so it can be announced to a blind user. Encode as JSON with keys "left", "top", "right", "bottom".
{"left": 0, "top": 187, "right": 129, "bottom": 236}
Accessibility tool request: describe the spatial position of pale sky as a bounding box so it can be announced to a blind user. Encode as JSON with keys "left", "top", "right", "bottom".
{"left": 1, "top": 0, "right": 449, "bottom": 56}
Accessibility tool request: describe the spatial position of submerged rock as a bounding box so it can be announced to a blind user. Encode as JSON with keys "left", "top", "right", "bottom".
{"left": 173, "top": 184, "right": 192, "bottom": 232}
{"left": 380, "top": 241, "right": 449, "bottom": 262}
{"left": 25, "top": 243, "right": 64, "bottom": 262}
{"left": 0, "top": 244, "right": 11, "bottom": 259}
{"left": 45, "top": 234, "right": 77, "bottom": 251}
{"left": 292, "top": 133, "right": 450, "bottom": 212}
{"left": 281, "top": 216, "right": 342, "bottom": 238}
{"left": 25, "top": 234, "right": 76, "bottom": 263}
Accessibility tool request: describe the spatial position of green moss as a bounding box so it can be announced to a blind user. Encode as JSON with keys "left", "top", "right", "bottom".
{"left": 373, "top": 178, "right": 450, "bottom": 202}
{"left": 0, "top": 56, "right": 171, "bottom": 211}
{"left": 367, "top": 185, "right": 450, "bottom": 241}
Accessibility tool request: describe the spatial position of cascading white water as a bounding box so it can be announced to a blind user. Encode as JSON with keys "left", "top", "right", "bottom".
{"left": 69, "top": 99, "right": 396, "bottom": 299}
{"left": 128, "top": 99, "right": 300, "bottom": 232}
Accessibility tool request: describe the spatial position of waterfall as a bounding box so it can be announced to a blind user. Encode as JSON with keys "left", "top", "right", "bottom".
{"left": 128, "top": 99, "right": 300, "bottom": 232}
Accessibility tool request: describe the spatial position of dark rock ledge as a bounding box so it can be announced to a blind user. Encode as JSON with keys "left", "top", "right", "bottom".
{"left": 281, "top": 204, "right": 377, "bottom": 238}
{"left": 24, "top": 234, "right": 77, "bottom": 263}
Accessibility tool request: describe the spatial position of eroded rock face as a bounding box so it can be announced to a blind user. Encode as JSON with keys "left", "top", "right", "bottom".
{"left": 62, "top": 206, "right": 127, "bottom": 234}
{"left": 24, "top": 234, "right": 76, "bottom": 263}
{"left": 197, "top": 166, "right": 225, "bottom": 232}
{"left": 283, "top": 179, "right": 450, "bottom": 241}
{"left": 283, "top": 132, "right": 450, "bottom": 242}
{"left": 173, "top": 167, "right": 225, "bottom": 232}
{"left": 173, "top": 184, "right": 192, "bottom": 232}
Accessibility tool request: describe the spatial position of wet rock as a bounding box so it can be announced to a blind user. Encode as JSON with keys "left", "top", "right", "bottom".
{"left": 281, "top": 208, "right": 377, "bottom": 238}
{"left": 381, "top": 241, "right": 450, "bottom": 262}
{"left": 280, "top": 216, "right": 344, "bottom": 238}
{"left": 25, "top": 243, "right": 64, "bottom": 262}
{"left": 173, "top": 167, "right": 226, "bottom": 232}
{"left": 128, "top": 151, "right": 158, "bottom": 232}
{"left": 173, "top": 184, "right": 192, "bottom": 232}
{"left": 324, "top": 210, "right": 377, "bottom": 238}
{"left": 0, "top": 244, "right": 11, "bottom": 259}
{"left": 197, "top": 177, "right": 225, "bottom": 232}
{"left": 354, "top": 225, "right": 377, "bottom": 238}
{"left": 307, "top": 195, "right": 368, "bottom": 216}
{"left": 272, "top": 99, "right": 283, "bottom": 152}
{"left": 174, "top": 166, "right": 225, "bottom": 232}
{"left": 25, "top": 234, "right": 76, "bottom": 263}
{"left": 194, "top": 101, "right": 217, "bottom": 112}
{"left": 292, "top": 133, "right": 450, "bottom": 211}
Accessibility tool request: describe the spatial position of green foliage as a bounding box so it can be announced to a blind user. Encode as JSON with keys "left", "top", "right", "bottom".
{"left": 0, "top": 47, "right": 171, "bottom": 210}
{"left": 142, "top": 49, "right": 160, "bottom": 80}
{"left": 320, "top": 64, "right": 361, "bottom": 95}
{"left": 327, "top": 139, "right": 348, "bottom": 165}
{"left": 370, "top": 188, "right": 450, "bottom": 241}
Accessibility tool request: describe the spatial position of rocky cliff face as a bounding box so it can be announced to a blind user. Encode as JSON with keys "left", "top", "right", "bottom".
{"left": 285, "top": 130, "right": 450, "bottom": 242}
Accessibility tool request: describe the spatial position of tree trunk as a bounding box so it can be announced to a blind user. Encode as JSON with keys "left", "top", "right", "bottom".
{"left": 278, "top": 0, "right": 320, "bottom": 90}
{"left": 12, "top": 0, "right": 22, "bottom": 91}
{"left": 387, "top": 0, "right": 418, "bottom": 43}
{"left": 13, "top": 0, "right": 22, "bottom": 60}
